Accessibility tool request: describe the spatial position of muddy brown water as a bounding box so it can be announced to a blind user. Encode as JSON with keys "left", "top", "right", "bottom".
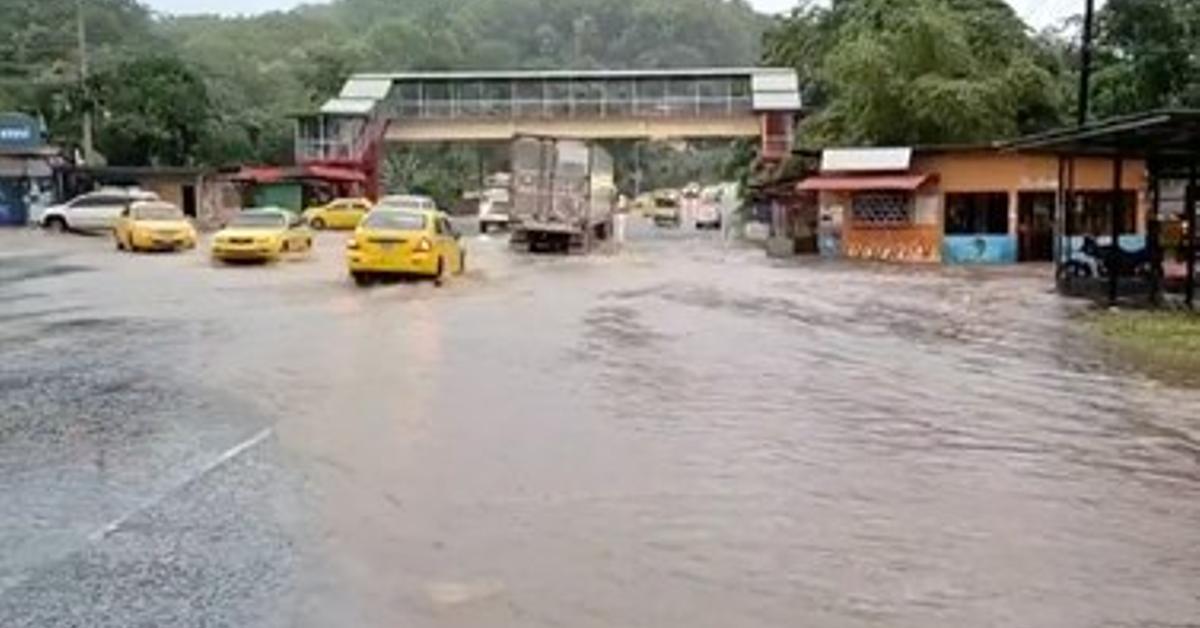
{"left": 1, "top": 223, "right": 1198, "bottom": 627}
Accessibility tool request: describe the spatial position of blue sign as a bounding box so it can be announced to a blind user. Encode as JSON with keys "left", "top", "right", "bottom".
{"left": 0, "top": 113, "right": 43, "bottom": 150}
{"left": 942, "top": 235, "right": 1017, "bottom": 264}
{"left": 1062, "top": 234, "right": 1146, "bottom": 264}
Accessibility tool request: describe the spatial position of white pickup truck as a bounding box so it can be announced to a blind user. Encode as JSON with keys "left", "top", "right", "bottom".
{"left": 39, "top": 188, "right": 159, "bottom": 232}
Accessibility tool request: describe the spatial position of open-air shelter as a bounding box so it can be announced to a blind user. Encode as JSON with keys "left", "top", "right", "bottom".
{"left": 1004, "top": 109, "right": 1200, "bottom": 307}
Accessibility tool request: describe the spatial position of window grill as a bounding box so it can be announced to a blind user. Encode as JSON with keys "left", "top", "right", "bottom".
{"left": 851, "top": 193, "right": 914, "bottom": 227}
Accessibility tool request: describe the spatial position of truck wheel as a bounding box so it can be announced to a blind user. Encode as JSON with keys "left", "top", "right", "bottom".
{"left": 45, "top": 217, "right": 67, "bottom": 233}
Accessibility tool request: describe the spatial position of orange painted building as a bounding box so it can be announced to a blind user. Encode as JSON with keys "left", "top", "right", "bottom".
{"left": 801, "top": 147, "right": 1147, "bottom": 264}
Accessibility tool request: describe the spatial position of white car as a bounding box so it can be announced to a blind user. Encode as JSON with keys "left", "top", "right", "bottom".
{"left": 478, "top": 188, "right": 511, "bottom": 233}
{"left": 694, "top": 202, "right": 722, "bottom": 230}
{"left": 39, "top": 188, "right": 159, "bottom": 232}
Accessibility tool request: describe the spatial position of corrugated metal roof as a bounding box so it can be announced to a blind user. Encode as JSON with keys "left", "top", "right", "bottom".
{"left": 339, "top": 78, "right": 393, "bottom": 100}
{"left": 752, "top": 92, "right": 802, "bottom": 111}
{"left": 797, "top": 173, "right": 931, "bottom": 192}
{"left": 350, "top": 67, "right": 793, "bottom": 81}
{"left": 316, "top": 67, "right": 802, "bottom": 117}
{"left": 319, "top": 98, "right": 377, "bottom": 115}
{"left": 821, "top": 148, "right": 913, "bottom": 172}
{"left": 751, "top": 70, "right": 799, "bottom": 93}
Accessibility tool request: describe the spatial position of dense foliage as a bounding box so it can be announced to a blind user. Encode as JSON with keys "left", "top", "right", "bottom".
{"left": 1090, "top": 0, "right": 1200, "bottom": 118}
{"left": 762, "top": 0, "right": 1070, "bottom": 146}
{"left": 3, "top": 0, "right": 1198, "bottom": 182}
{"left": 762, "top": 0, "right": 1200, "bottom": 147}
{"left": 1, "top": 0, "right": 765, "bottom": 168}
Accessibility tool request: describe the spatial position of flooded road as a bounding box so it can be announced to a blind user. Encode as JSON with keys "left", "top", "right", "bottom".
{"left": 1, "top": 221, "right": 1198, "bottom": 627}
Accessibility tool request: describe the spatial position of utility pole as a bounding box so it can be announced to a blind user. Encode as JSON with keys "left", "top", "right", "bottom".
{"left": 1077, "top": 0, "right": 1095, "bottom": 127}
{"left": 77, "top": 0, "right": 95, "bottom": 165}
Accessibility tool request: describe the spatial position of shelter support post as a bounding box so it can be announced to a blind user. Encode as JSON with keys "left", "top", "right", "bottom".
{"left": 1188, "top": 161, "right": 1197, "bottom": 308}
{"left": 1148, "top": 168, "right": 1162, "bottom": 306}
{"left": 1108, "top": 157, "right": 1122, "bottom": 305}
{"left": 1055, "top": 156, "right": 1066, "bottom": 280}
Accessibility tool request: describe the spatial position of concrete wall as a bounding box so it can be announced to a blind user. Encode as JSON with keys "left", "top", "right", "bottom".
{"left": 196, "top": 178, "right": 242, "bottom": 231}
{"left": 138, "top": 178, "right": 190, "bottom": 209}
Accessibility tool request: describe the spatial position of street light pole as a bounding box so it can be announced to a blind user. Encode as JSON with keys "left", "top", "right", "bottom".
{"left": 77, "top": 0, "right": 95, "bottom": 165}
{"left": 1077, "top": 0, "right": 1095, "bottom": 127}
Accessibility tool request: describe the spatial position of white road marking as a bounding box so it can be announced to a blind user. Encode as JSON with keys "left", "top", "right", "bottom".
{"left": 86, "top": 427, "right": 274, "bottom": 543}
{"left": 0, "top": 427, "right": 275, "bottom": 598}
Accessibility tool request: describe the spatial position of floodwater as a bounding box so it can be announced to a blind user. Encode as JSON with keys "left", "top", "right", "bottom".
{"left": 1, "top": 221, "right": 1198, "bottom": 627}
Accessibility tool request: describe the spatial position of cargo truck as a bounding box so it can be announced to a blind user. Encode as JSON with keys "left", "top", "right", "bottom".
{"left": 509, "top": 137, "right": 615, "bottom": 253}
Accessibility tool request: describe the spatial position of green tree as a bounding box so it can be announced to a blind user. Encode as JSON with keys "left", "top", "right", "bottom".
{"left": 1090, "top": 0, "right": 1197, "bottom": 118}
{"left": 88, "top": 55, "right": 210, "bottom": 166}
{"left": 764, "top": 0, "right": 1067, "bottom": 146}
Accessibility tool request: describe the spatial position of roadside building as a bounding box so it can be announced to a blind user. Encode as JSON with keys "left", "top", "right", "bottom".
{"left": 1004, "top": 109, "right": 1200, "bottom": 307}
{"left": 229, "top": 164, "right": 367, "bottom": 213}
{"left": 0, "top": 113, "right": 60, "bottom": 226}
{"left": 800, "top": 147, "right": 1146, "bottom": 264}
{"left": 57, "top": 166, "right": 243, "bottom": 231}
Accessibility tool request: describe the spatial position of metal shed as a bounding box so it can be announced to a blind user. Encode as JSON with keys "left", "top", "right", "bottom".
{"left": 1005, "top": 109, "right": 1200, "bottom": 308}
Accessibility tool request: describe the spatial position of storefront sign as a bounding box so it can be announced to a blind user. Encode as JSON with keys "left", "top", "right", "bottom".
{"left": 0, "top": 113, "right": 43, "bottom": 150}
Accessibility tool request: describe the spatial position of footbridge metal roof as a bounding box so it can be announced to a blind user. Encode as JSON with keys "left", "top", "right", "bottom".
{"left": 318, "top": 67, "right": 802, "bottom": 117}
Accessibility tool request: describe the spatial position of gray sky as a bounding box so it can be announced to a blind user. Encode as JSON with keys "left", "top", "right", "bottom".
{"left": 144, "top": 0, "right": 1091, "bottom": 29}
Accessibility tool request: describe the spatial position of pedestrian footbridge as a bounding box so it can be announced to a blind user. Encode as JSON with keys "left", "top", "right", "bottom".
{"left": 294, "top": 68, "right": 802, "bottom": 194}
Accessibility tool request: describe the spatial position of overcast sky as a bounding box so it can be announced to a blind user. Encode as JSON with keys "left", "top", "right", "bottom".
{"left": 143, "top": 0, "right": 1092, "bottom": 30}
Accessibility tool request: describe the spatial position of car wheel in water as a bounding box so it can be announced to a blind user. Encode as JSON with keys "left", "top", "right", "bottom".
{"left": 311, "top": 218, "right": 325, "bottom": 230}
{"left": 45, "top": 217, "right": 67, "bottom": 233}
{"left": 352, "top": 271, "right": 372, "bottom": 287}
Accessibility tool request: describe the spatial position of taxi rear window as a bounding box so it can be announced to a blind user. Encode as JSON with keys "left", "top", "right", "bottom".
{"left": 362, "top": 211, "right": 426, "bottom": 230}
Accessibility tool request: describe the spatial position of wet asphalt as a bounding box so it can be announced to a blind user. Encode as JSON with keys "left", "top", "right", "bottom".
{"left": 1, "top": 219, "right": 1198, "bottom": 627}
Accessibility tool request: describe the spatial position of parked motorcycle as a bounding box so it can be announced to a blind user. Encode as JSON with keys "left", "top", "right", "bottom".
{"left": 1057, "top": 235, "right": 1157, "bottom": 280}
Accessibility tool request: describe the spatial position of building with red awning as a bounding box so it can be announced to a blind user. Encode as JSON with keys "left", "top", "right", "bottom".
{"left": 799, "top": 146, "right": 1146, "bottom": 265}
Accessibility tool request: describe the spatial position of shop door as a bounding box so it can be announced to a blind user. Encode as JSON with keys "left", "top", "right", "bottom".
{"left": 0, "top": 179, "right": 28, "bottom": 226}
{"left": 1018, "top": 192, "right": 1056, "bottom": 262}
{"left": 182, "top": 184, "right": 197, "bottom": 217}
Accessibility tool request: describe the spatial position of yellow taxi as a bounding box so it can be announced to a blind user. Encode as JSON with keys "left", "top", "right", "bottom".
{"left": 302, "top": 197, "right": 371, "bottom": 230}
{"left": 114, "top": 201, "right": 197, "bottom": 252}
{"left": 211, "top": 208, "right": 312, "bottom": 263}
{"left": 346, "top": 208, "right": 465, "bottom": 286}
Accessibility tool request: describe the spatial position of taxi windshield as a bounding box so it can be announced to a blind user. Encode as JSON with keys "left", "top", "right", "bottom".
{"left": 133, "top": 205, "right": 184, "bottom": 221}
{"left": 362, "top": 211, "right": 426, "bottom": 230}
{"left": 230, "top": 212, "right": 286, "bottom": 228}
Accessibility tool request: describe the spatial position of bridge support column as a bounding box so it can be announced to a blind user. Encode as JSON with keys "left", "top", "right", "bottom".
{"left": 760, "top": 112, "right": 794, "bottom": 162}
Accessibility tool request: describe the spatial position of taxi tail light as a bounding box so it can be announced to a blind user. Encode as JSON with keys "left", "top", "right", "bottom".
{"left": 415, "top": 237, "right": 433, "bottom": 253}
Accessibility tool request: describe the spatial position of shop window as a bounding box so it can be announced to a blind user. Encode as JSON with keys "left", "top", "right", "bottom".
{"left": 851, "top": 193, "right": 913, "bottom": 227}
{"left": 1068, "top": 191, "right": 1136, "bottom": 235}
{"left": 944, "top": 192, "right": 1009, "bottom": 235}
